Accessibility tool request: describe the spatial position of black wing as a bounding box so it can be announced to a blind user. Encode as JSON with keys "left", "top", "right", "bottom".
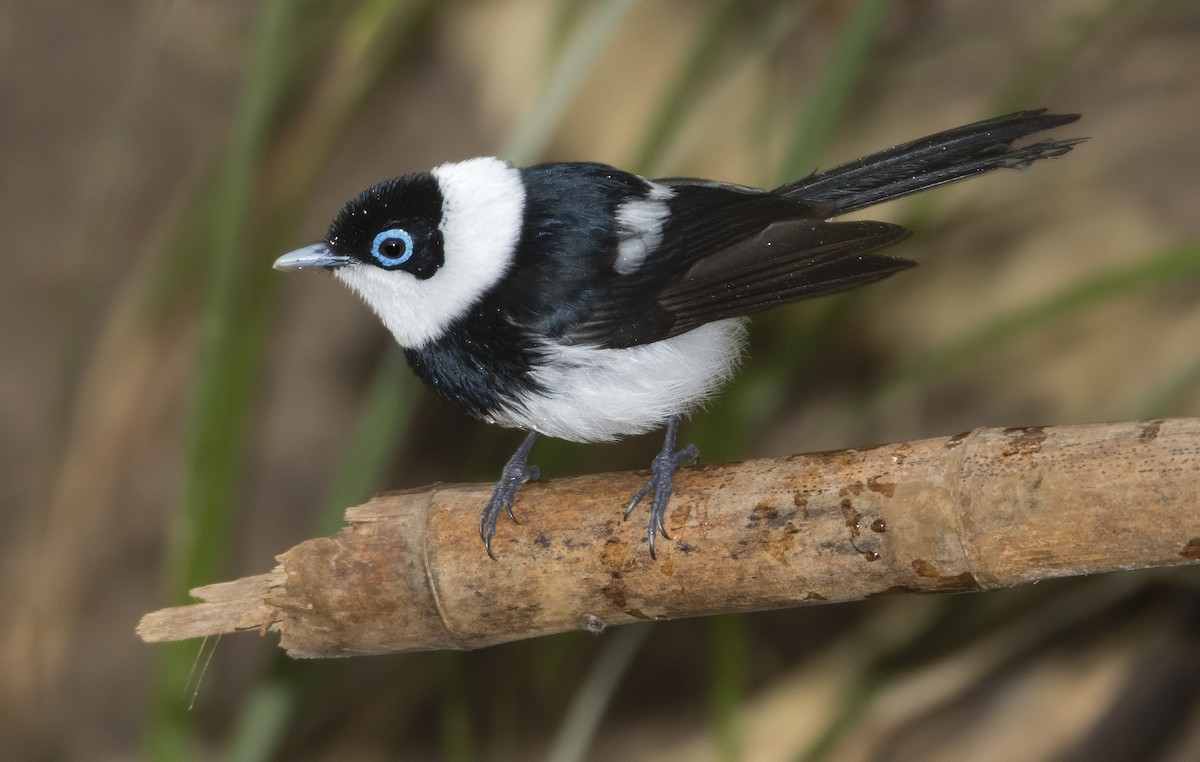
{"left": 659, "top": 218, "right": 912, "bottom": 337}
{"left": 561, "top": 180, "right": 913, "bottom": 348}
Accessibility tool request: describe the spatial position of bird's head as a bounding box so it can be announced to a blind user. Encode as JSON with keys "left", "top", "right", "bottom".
{"left": 274, "top": 157, "right": 526, "bottom": 349}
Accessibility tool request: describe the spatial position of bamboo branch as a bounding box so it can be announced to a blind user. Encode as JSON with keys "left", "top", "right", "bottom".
{"left": 138, "top": 418, "right": 1200, "bottom": 657}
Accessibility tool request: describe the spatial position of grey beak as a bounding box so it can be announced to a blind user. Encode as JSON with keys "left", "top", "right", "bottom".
{"left": 273, "top": 243, "right": 353, "bottom": 271}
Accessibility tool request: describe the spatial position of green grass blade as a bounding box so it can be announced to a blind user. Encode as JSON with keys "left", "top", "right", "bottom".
{"left": 503, "top": 0, "right": 639, "bottom": 165}
{"left": 708, "top": 614, "right": 748, "bottom": 762}
{"left": 1138, "top": 352, "right": 1200, "bottom": 419}
{"left": 628, "top": 0, "right": 742, "bottom": 175}
{"left": 989, "top": 0, "right": 1139, "bottom": 114}
{"left": 440, "top": 653, "right": 477, "bottom": 762}
{"left": 213, "top": 4, "right": 441, "bottom": 759}
{"left": 870, "top": 239, "right": 1200, "bottom": 403}
{"left": 778, "top": 0, "right": 895, "bottom": 183}
{"left": 226, "top": 678, "right": 297, "bottom": 762}
{"left": 147, "top": 1, "right": 300, "bottom": 757}
{"left": 315, "top": 350, "right": 419, "bottom": 535}
{"left": 544, "top": 625, "right": 653, "bottom": 762}
{"left": 898, "top": 1, "right": 1128, "bottom": 232}
{"left": 173, "top": 3, "right": 296, "bottom": 589}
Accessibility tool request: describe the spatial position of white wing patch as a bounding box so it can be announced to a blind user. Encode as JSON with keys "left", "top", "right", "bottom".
{"left": 334, "top": 157, "right": 525, "bottom": 349}
{"left": 490, "top": 319, "right": 747, "bottom": 442}
{"left": 613, "top": 182, "right": 674, "bottom": 274}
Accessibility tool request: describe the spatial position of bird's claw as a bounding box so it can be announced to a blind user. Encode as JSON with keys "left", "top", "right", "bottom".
{"left": 479, "top": 431, "right": 540, "bottom": 559}
{"left": 626, "top": 417, "right": 697, "bottom": 558}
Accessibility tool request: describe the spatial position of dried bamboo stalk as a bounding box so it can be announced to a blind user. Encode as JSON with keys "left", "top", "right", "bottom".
{"left": 138, "top": 418, "right": 1200, "bottom": 657}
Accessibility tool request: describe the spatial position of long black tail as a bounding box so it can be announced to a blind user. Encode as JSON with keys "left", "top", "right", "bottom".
{"left": 777, "top": 109, "right": 1084, "bottom": 216}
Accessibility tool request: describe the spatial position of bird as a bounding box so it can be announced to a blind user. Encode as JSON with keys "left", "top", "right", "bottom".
{"left": 274, "top": 109, "right": 1083, "bottom": 559}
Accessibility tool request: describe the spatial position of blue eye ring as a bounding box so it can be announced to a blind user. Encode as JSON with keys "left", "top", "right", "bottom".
{"left": 371, "top": 228, "right": 414, "bottom": 268}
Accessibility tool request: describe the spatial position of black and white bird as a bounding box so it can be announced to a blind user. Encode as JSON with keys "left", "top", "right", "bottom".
{"left": 275, "top": 109, "right": 1082, "bottom": 558}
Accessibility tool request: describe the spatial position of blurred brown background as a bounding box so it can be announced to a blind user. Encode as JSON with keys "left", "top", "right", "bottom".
{"left": 3, "top": 0, "right": 1200, "bottom": 758}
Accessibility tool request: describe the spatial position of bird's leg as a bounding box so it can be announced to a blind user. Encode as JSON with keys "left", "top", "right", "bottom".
{"left": 479, "top": 430, "right": 540, "bottom": 560}
{"left": 625, "top": 415, "right": 698, "bottom": 558}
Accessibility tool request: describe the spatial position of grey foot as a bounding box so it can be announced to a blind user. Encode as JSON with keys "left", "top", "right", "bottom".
{"left": 479, "top": 431, "right": 539, "bottom": 560}
{"left": 625, "top": 416, "right": 697, "bottom": 558}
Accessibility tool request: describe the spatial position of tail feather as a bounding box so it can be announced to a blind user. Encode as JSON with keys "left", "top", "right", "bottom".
{"left": 778, "top": 109, "right": 1084, "bottom": 215}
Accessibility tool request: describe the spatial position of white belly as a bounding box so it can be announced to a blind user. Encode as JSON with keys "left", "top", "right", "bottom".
{"left": 490, "top": 319, "right": 747, "bottom": 442}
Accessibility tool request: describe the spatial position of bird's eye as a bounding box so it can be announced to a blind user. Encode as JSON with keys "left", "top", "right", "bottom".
{"left": 370, "top": 228, "right": 414, "bottom": 268}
